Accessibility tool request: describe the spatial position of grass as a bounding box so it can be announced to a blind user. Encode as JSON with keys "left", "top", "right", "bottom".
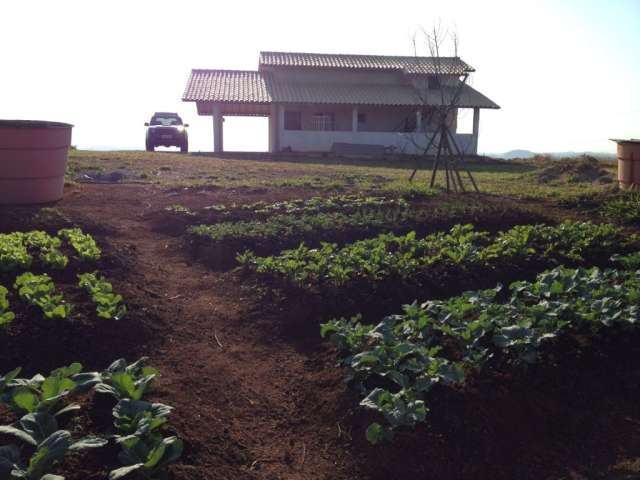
{"left": 66, "top": 150, "right": 617, "bottom": 200}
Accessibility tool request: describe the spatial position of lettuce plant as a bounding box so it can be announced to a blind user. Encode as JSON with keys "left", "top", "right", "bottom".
{"left": 0, "top": 233, "right": 32, "bottom": 273}
{"left": 13, "top": 274, "right": 71, "bottom": 320}
{"left": 0, "top": 286, "right": 15, "bottom": 327}
{"left": 77, "top": 272, "right": 126, "bottom": 320}
{"left": 202, "top": 204, "right": 228, "bottom": 212}
{"left": 57, "top": 229, "right": 101, "bottom": 262}
{"left": 164, "top": 205, "right": 195, "bottom": 216}
{"left": 22, "top": 232, "right": 68, "bottom": 270}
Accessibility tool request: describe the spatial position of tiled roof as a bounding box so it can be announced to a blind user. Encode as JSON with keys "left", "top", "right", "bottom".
{"left": 182, "top": 69, "right": 499, "bottom": 109}
{"left": 416, "top": 84, "right": 500, "bottom": 109}
{"left": 182, "top": 70, "right": 272, "bottom": 103}
{"left": 259, "top": 51, "right": 474, "bottom": 75}
{"left": 269, "top": 81, "right": 420, "bottom": 106}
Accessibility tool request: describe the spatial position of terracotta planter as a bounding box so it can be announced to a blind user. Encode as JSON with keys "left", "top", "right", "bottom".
{"left": 0, "top": 120, "right": 73, "bottom": 204}
{"left": 611, "top": 138, "right": 640, "bottom": 190}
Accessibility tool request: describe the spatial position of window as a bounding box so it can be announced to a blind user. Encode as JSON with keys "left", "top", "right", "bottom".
{"left": 357, "top": 113, "right": 367, "bottom": 127}
{"left": 150, "top": 115, "right": 182, "bottom": 126}
{"left": 311, "top": 113, "right": 335, "bottom": 131}
{"left": 427, "top": 75, "right": 440, "bottom": 90}
{"left": 403, "top": 115, "right": 417, "bottom": 132}
{"left": 284, "top": 111, "right": 302, "bottom": 130}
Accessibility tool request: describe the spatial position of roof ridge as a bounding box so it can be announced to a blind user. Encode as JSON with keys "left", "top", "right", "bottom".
{"left": 190, "top": 68, "right": 263, "bottom": 74}
{"left": 260, "top": 51, "right": 462, "bottom": 61}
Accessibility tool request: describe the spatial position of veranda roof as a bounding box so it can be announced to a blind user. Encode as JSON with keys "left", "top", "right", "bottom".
{"left": 182, "top": 69, "right": 500, "bottom": 109}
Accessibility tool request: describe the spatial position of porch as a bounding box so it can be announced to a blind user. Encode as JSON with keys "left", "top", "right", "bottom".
{"left": 205, "top": 102, "right": 480, "bottom": 155}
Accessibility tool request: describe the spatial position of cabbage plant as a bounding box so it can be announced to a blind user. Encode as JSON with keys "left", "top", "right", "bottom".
{"left": 109, "top": 435, "right": 183, "bottom": 480}
{"left": 3, "top": 430, "right": 106, "bottom": 480}
{"left": 112, "top": 400, "right": 173, "bottom": 443}
{"left": 0, "top": 363, "right": 100, "bottom": 417}
{"left": 95, "top": 358, "right": 158, "bottom": 401}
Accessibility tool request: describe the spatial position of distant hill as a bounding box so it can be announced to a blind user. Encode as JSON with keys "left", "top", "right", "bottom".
{"left": 490, "top": 149, "right": 537, "bottom": 159}
{"left": 487, "top": 150, "right": 616, "bottom": 161}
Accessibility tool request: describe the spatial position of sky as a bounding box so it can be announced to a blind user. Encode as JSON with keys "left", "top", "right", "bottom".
{"left": 1, "top": 0, "right": 638, "bottom": 154}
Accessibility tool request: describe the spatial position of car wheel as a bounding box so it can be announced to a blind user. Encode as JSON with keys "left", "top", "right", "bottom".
{"left": 146, "top": 141, "right": 154, "bottom": 152}
{"left": 180, "top": 141, "right": 188, "bottom": 153}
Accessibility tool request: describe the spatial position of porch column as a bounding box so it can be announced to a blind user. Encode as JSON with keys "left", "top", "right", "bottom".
{"left": 352, "top": 106, "right": 358, "bottom": 132}
{"left": 416, "top": 110, "right": 422, "bottom": 132}
{"left": 212, "top": 103, "right": 223, "bottom": 153}
{"left": 471, "top": 107, "right": 480, "bottom": 155}
{"left": 269, "top": 103, "right": 279, "bottom": 153}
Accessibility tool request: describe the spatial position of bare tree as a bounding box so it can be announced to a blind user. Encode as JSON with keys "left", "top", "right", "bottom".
{"left": 406, "top": 26, "right": 479, "bottom": 193}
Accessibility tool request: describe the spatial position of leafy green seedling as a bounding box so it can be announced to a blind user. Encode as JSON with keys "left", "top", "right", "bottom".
{"left": 23, "top": 231, "right": 68, "bottom": 270}
{"left": 9, "top": 430, "right": 106, "bottom": 480}
{"left": 2, "top": 363, "right": 101, "bottom": 416}
{"left": 109, "top": 435, "right": 183, "bottom": 480}
{"left": 78, "top": 272, "right": 126, "bottom": 320}
{"left": 112, "top": 400, "right": 173, "bottom": 443}
{"left": 57, "top": 228, "right": 101, "bottom": 262}
{"left": 13, "top": 273, "right": 72, "bottom": 320}
{"left": 95, "top": 358, "right": 158, "bottom": 401}
{"left": 0, "top": 285, "right": 15, "bottom": 327}
{"left": 0, "top": 233, "right": 32, "bottom": 272}
{"left": 164, "top": 205, "right": 195, "bottom": 216}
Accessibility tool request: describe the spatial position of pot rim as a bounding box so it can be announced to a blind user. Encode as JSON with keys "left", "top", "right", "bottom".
{"left": 0, "top": 119, "right": 74, "bottom": 129}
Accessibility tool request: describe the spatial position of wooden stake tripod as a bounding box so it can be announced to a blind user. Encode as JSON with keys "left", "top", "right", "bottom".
{"left": 408, "top": 121, "right": 479, "bottom": 193}
{"left": 408, "top": 71, "right": 479, "bottom": 193}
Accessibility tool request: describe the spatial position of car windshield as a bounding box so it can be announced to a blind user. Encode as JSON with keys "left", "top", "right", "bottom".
{"left": 150, "top": 116, "right": 182, "bottom": 126}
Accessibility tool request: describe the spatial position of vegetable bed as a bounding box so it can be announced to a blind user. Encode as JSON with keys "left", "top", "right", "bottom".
{"left": 0, "top": 358, "right": 182, "bottom": 479}
{"left": 321, "top": 258, "right": 640, "bottom": 443}
{"left": 239, "top": 221, "right": 640, "bottom": 318}
{"left": 0, "top": 230, "right": 124, "bottom": 325}
{"left": 187, "top": 201, "right": 547, "bottom": 268}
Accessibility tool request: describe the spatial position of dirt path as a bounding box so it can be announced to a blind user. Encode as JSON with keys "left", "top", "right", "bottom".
{"left": 58, "top": 184, "right": 360, "bottom": 480}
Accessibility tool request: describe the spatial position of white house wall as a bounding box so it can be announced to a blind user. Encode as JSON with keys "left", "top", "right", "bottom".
{"left": 279, "top": 130, "right": 475, "bottom": 155}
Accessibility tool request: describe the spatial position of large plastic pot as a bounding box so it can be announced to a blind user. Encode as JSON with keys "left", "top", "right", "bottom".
{"left": 0, "top": 120, "right": 73, "bottom": 204}
{"left": 611, "top": 138, "right": 640, "bottom": 190}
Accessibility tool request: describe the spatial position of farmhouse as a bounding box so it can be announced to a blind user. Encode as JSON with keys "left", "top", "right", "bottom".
{"left": 182, "top": 51, "right": 499, "bottom": 155}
